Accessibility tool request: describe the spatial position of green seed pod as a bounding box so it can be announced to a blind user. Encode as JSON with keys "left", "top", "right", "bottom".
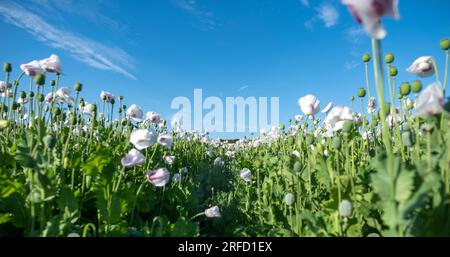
{"left": 34, "top": 73, "right": 46, "bottom": 86}
{"left": 389, "top": 66, "right": 398, "bottom": 77}
{"left": 110, "top": 98, "right": 115, "bottom": 105}
{"left": 53, "top": 107, "right": 61, "bottom": 116}
{"left": 37, "top": 93, "right": 44, "bottom": 102}
{"left": 91, "top": 104, "right": 97, "bottom": 112}
{"left": 362, "top": 53, "right": 371, "bottom": 63}
{"left": 50, "top": 80, "right": 56, "bottom": 86}
{"left": 29, "top": 91, "right": 35, "bottom": 98}
{"left": 357, "top": 87, "right": 366, "bottom": 98}
{"left": 43, "top": 134, "right": 57, "bottom": 149}
{"left": 381, "top": 103, "right": 391, "bottom": 115}
{"left": 20, "top": 91, "right": 26, "bottom": 99}
{"left": 305, "top": 135, "right": 313, "bottom": 145}
{"left": 441, "top": 38, "right": 450, "bottom": 51}
{"left": 293, "top": 162, "right": 302, "bottom": 173}
{"left": 350, "top": 96, "right": 355, "bottom": 102}
{"left": 332, "top": 137, "right": 342, "bottom": 150}
{"left": 412, "top": 80, "right": 423, "bottom": 93}
{"left": 284, "top": 193, "right": 295, "bottom": 206}
{"left": 0, "top": 120, "right": 9, "bottom": 129}
{"left": 339, "top": 200, "right": 353, "bottom": 217}
{"left": 0, "top": 103, "right": 8, "bottom": 113}
{"left": 402, "top": 130, "right": 415, "bottom": 147}
{"left": 397, "top": 93, "right": 403, "bottom": 100}
{"left": 74, "top": 82, "right": 83, "bottom": 92}
{"left": 121, "top": 119, "right": 127, "bottom": 126}
{"left": 122, "top": 104, "right": 127, "bottom": 110}
{"left": 117, "top": 107, "right": 122, "bottom": 113}
{"left": 11, "top": 102, "right": 18, "bottom": 110}
{"left": 342, "top": 120, "right": 354, "bottom": 132}
{"left": 63, "top": 157, "right": 69, "bottom": 169}
{"left": 4, "top": 62, "right": 12, "bottom": 73}
{"left": 119, "top": 95, "right": 124, "bottom": 101}
{"left": 280, "top": 124, "right": 285, "bottom": 130}
{"left": 385, "top": 53, "right": 395, "bottom": 64}
{"left": 400, "top": 82, "right": 411, "bottom": 96}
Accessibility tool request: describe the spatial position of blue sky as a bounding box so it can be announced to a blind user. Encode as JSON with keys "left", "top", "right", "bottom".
{"left": 0, "top": 0, "right": 449, "bottom": 138}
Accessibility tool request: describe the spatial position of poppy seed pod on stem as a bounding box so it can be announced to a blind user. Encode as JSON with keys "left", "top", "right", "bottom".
{"left": 389, "top": 66, "right": 398, "bottom": 77}
{"left": 402, "top": 130, "right": 415, "bottom": 147}
{"left": 357, "top": 88, "right": 366, "bottom": 98}
{"left": 362, "top": 53, "right": 371, "bottom": 63}
{"left": 50, "top": 80, "right": 56, "bottom": 87}
{"left": 350, "top": 96, "right": 354, "bottom": 101}
{"left": 441, "top": 38, "right": 450, "bottom": 51}
{"left": 385, "top": 53, "right": 395, "bottom": 64}
{"left": 43, "top": 134, "right": 57, "bottom": 149}
{"left": 332, "top": 137, "right": 342, "bottom": 150}
{"left": 342, "top": 120, "right": 354, "bottom": 132}
{"left": 74, "top": 82, "right": 83, "bottom": 92}
{"left": 37, "top": 93, "right": 44, "bottom": 102}
{"left": 34, "top": 73, "right": 45, "bottom": 86}
{"left": 20, "top": 91, "right": 26, "bottom": 99}
{"left": 4, "top": 62, "right": 12, "bottom": 73}
{"left": 412, "top": 80, "right": 423, "bottom": 93}
{"left": 400, "top": 82, "right": 411, "bottom": 96}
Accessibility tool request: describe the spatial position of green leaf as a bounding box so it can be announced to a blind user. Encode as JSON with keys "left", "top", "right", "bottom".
{"left": 171, "top": 217, "right": 199, "bottom": 237}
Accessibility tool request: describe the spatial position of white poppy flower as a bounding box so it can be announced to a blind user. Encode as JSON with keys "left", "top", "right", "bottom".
{"left": 204, "top": 206, "right": 221, "bottom": 218}
{"left": 129, "top": 129, "right": 157, "bottom": 150}
{"left": 323, "top": 106, "right": 354, "bottom": 132}
{"left": 298, "top": 95, "right": 320, "bottom": 117}
{"left": 406, "top": 56, "right": 435, "bottom": 77}
{"left": 20, "top": 60, "right": 44, "bottom": 77}
{"left": 126, "top": 104, "right": 144, "bottom": 122}
{"left": 39, "top": 54, "right": 61, "bottom": 73}
{"left": 157, "top": 134, "right": 173, "bottom": 148}
{"left": 415, "top": 82, "right": 444, "bottom": 116}
{"left": 240, "top": 168, "right": 252, "bottom": 182}
{"left": 146, "top": 111, "right": 161, "bottom": 124}
{"left": 121, "top": 148, "right": 146, "bottom": 168}
{"left": 146, "top": 168, "right": 170, "bottom": 187}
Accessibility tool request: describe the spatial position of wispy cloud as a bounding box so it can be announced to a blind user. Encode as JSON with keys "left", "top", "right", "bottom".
{"left": 299, "top": 0, "right": 310, "bottom": 7}
{"left": 344, "top": 60, "right": 360, "bottom": 70}
{"left": 172, "top": 0, "right": 216, "bottom": 29}
{"left": 238, "top": 85, "right": 249, "bottom": 92}
{"left": 345, "top": 26, "right": 366, "bottom": 44}
{"left": 0, "top": 1, "right": 135, "bottom": 79}
{"left": 304, "top": 3, "right": 339, "bottom": 30}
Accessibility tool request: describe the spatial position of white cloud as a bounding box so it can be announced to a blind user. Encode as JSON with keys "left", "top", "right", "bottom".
{"left": 317, "top": 4, "right": 339, "bottom": 28}
{"left": 238, "top": 85, "right": 249, "bottom": 92}
{"left": 304, "top": 3, "right": 339, "bottom": 30}
{"left": 0, "top": 1, "right": 135, "bottom": 80}
{"left": 344, "top": 60, "right": 360, "bottom": 70}
{"left": 345, "top": 26, "right": 366, "bottom": 44}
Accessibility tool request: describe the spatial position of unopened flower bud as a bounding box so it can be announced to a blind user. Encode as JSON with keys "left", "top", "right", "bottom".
{"left": 20, "top": 91, "right": 26, "bottom": 99}
{"left": 342, "top": 120, "right": 354, "bottom": 132}
{"left": 29, "top": 91, "right": 35, "bottom": 98}
{"left": 339, "top": 200, "right": 353, "bottom": 217}
{"left": 402, "top": 130, "right": 415, "bottom": 147}
{"left": 119, "top": 96, "right": 124, "bottom": 101}
{"left": 284, "top": 193, "right": 295, "bottom": 206}
{"left": 350, "top": 96, "right": 354, "bottom": 101}
{"left": 43, "top": 134, "right": 57, "bottom": 149}
{"left": 50, "top": 80, "right": 56, "bottom": 86}
{"left": 37, "top": 93, "right": 44, "bottom": 102}
{"left": 332, "top": 137, "right": 341, "bottom": 150}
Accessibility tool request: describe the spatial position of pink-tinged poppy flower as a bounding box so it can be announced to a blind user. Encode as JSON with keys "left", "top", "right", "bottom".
{"left": 157, "top": 134, "right": 173, "bottom": 148}
{"left": 324, "top": 106, "right": 354, "bottom": 132}
{"left": 321, "top": 102, "right": 333, "bottom": 113}
{"left": 126, "top": 104, "right": 144, "bottom": 122}
{"left": 415, "top": 82, "right": 444, "bottom": 117}
{"left": 130, "top": 129, "right": 157, "bottom": 150}
{"left": 100, "top": 91, "right": 115, "bottom": 103}
{"left": 146, "top": 168, "right": 170, "bottom": 187}
{"left": 240, "top": 168, "right": 252, "bottom": 182}
{"left": 121, "top": 148, "right": 146, "bottom": 168}
{"left": 39, "top": 54, "right": 62, "bottom": 73}
{"left": 146, "top": 111, "right": 161, "bottom": 124}
{"left": 406, "top": 56, "right": 435, "bottom": 77}
{"left": 20, "top": 60, "right": 44, "bottom": 77}
{"left": 342, "top": 0, "right": 400, "bottom": 39}
{"left": 163, "top": 155, "right": 175, "bottom": 165}
{"left": 204, "top": 206, "right": 221, "bottom": 218}
{"left": 298, "top": 95, "right": 320, "bottom": 117}
{"left": 367, "top": 97, "right": 377, "bottom": 113}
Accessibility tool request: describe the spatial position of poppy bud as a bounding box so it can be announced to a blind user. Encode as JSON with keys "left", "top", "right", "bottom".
{"left": 362, "top": 53, "right": 371, "bottom": 63}
{"left": 342, "top": 120, "right": 354, "bottom": 132}
{"left": 20, "top": 91, "right": 26, "bottom": 99}
{"left": 339, "top": 200, "right": 353, "bottom": 217}
{"left": 53, "top": 107, "right": 61, "bottom": 116}
{"left": 11, "top": 102, "right": 18, "bottom": 110}
{"left": 43, "top": 134, "right": 57, "bottom": 149}
{"left": 400, "top": 82, "right": 411, "bottom": 96}
{"left": 332, "top": 137, "right": 341, "bottom": 150}
{"left": 284, "top": 193, "right": 295, "bottom": 206}
{"left": 385, "top": 53, "right": 394, "bottom": 64}
{"left": 49, "top": 80, "right": 56, "bottom": 87}
{"left": 34, "top": 73, "right": 45, "bottom": 86}
{"left": 381, "top": 103, "right": 391, "bottom": 115}
{"left": 0, "top": 120, "right": 9, "bottom": 129}
{"left": 74, "top": 82, "right": 83, "bottom": 92}
{"left": 350, "top": 96, "right": 354, "bottom": 101}
{"left": 91, "top": 104, "right": 97, "bottom": 112}
{"left": 357, "top": 88, "right": 366, "bottom": 98}
{"left": 293, "top": 162, "right": 302, "bottom": 173}
{"left": 63, "top": 157, "right": 69, "bottom": 169}
{"left": 402, "top": 130, "right": 415, "bottom": 147}
{"left": 110, "top": 98, "right": 115, "bottom": 105}
{"left": 411, "top": 80, "right": 422, "bottom": 93}
{"left": 4, "top": 62, "right": 12, "bottom": 73}
{"left": 117, "top": 107, "right": 122, "bottom": 113}
{"left": 29, "top": 91, "right": 35, "bottom": 98}
{"left": 119, "top": 96, "right": 124, "bottom": 101}
{"left": 397, "top": 93, "right": 403, "bottom": 100}
{"left": 37, "top": 93, "right": 44, "bottom": 102}
{"left": 389, "top": 66, "right": 398, "bottom": 77}
{"left": 441, "top": 38, "right": 450, "bottom": 51}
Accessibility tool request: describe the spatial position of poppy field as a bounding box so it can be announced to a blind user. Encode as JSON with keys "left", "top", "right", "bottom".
{"left": 1, "top": 0, "right": 450, "bottom": 237}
